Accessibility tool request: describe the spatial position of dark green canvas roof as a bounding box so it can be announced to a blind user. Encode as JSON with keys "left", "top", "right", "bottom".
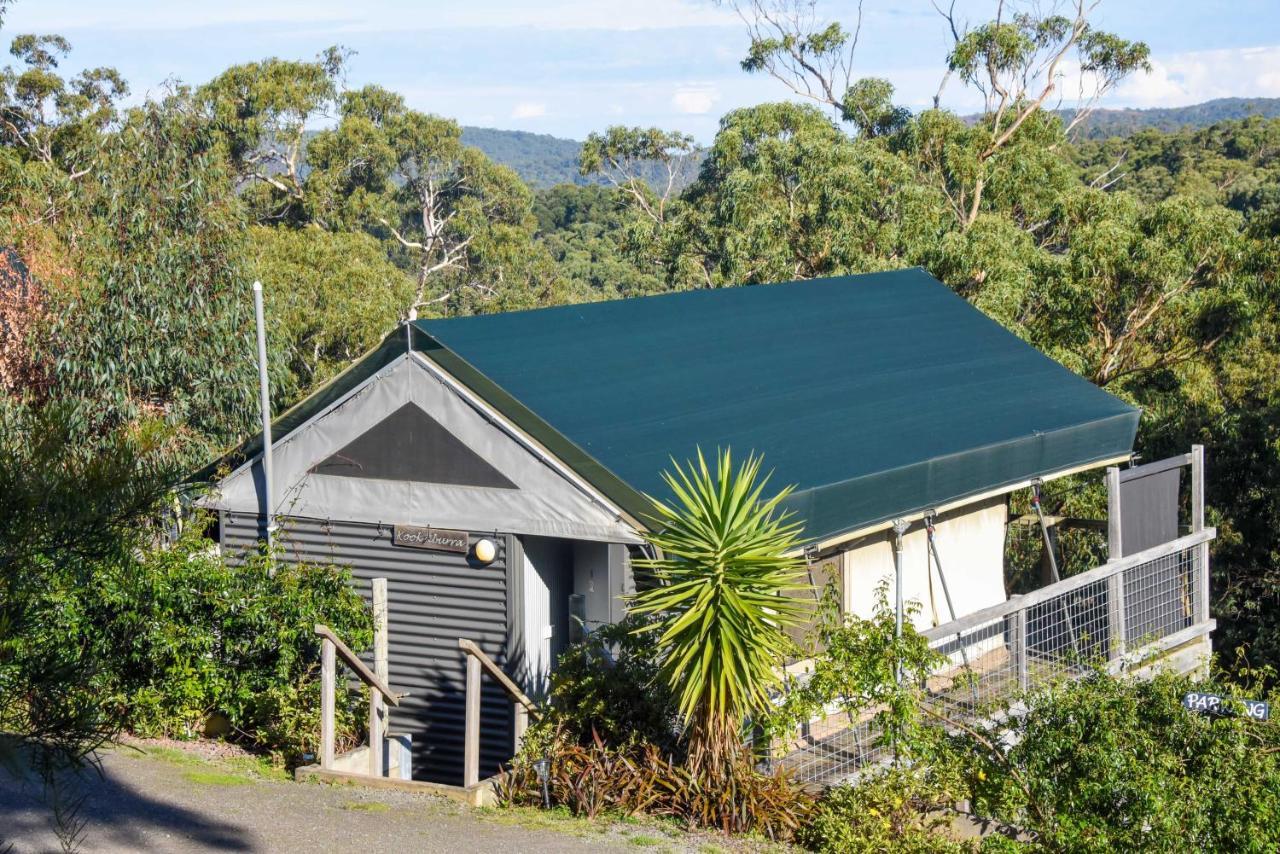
{"left": 410, "top": 268, "right": 1139, "bottom": 545}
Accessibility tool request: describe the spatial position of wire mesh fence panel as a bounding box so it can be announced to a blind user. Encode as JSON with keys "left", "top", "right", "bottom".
{"left": 1124, "top": 547, "right": 1197, "bottom": 648}
{"left": 775, "top": 537, "right": 1210, "bottom": 786}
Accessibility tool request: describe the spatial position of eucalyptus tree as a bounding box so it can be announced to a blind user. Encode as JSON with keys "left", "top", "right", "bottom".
{"left": 304, "top": 85, "right": 558, "bottom": 318}
{"left": 38, "top": 94, "right": 267, "bottom": 456}
{"left": 935, "top": 1, "right": 1150, "bottom": 229}
{"left": 729, "top": 0, "right": 1149, "bottom": 229}
{"left": 652, "top": 102, "right": 952, "bottom": 287}
{"left": 0, "top": 33, "right": 127, "bottom": 173}
{"left": 1027, "top": 190, "right": 1251, "bottom": 389}
{"left": 198, "top": 48, "right": 347, "bottom": 222}
{"left": 0, "top": 30, "right": 127, "bottom": 230}
{"left": 578, "top": 126, "right": 699, "bottom": 225}
{"left": 248, "top": 226, "right": 414, "bottom": 391}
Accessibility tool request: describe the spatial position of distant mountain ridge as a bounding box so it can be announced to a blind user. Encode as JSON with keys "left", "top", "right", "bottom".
{"left": 464, "top": 98, "right": 1280, "bottom": 189}
{"left": 1059, "top": 97, "right": 1280, "bottom": 139}
{"left": 459, "top": 127, "right": 585, "bottom": 189}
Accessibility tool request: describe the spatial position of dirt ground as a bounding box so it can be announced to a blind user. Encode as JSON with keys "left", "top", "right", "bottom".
{"left": 0, "top": 740, "right": 781, "bottom": 854}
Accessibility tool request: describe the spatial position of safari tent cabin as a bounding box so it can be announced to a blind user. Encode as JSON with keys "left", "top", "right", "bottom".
{"left": 199, "top": 267, "right": 1139, "bottom": 787}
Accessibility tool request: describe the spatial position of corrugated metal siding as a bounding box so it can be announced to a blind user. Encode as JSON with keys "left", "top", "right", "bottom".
{"left": 222, "top": 514, "right": 512, "bottom": 786}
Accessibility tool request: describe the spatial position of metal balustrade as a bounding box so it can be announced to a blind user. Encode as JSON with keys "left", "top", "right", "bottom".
{"left": 776, "top": 528, "right": 1216, "bottom": 786}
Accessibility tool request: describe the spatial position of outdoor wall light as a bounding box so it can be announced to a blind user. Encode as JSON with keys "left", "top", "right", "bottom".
{"left": 473, "top": 538, "right": 497, "bottom": 565}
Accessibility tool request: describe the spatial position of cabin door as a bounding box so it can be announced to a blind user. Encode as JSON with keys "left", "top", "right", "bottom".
{"left": 519, "top": 537, "right": 571, "bottom": 701}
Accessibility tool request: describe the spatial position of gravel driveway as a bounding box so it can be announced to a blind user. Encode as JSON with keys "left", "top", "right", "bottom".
{"left": 0, "top": 744, "right": 723, "bottom": 854}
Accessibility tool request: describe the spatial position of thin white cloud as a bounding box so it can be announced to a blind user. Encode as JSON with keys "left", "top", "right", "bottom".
{"left": 1111, "top": 44, "right": 1280, "bottom": 107}
{"left": 7, "top": 1, "right": 355, "bottom": 32}
{"left": 18, "top": 0, "right": 738, "bottom": 34}
{"left": 672, "top": 84, "right": 720, "bottom": 114}
{"left": 511, "top": 101, "right": 548, "bottom": 119}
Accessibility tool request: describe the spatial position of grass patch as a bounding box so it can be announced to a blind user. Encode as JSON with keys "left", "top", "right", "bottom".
{"left": 128, "top": 745, "right": 203, "bottom": 767}
{"left": 627, "top": 834, "right": 664, "bottom": 847}
{"left": 183, "top": 769, "right": 255, "bottom": 787}
{"left": 342, "top": 800, "right": 391, "bottom": 813}
{"left": 478, "top": 804, "right": 610, "bottom": 839}
{"left": 124, "top": 743, "right": 289, "bottom": 783}
{"left": 221, "top": 756, "right": 289, "bottom": 782}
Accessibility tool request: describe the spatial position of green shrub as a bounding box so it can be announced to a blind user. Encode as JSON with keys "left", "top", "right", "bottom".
{"left": 87, "top": 525, "right": 373, "bottom": 765}
{"left": 799, "top": 767, "right": 971, "bottom": 853}
{"left": 949, "top": 668, "right": 1280, "bottom": 852}
{"left": 522, "top": 615, "right": 681, "bottom": 757}
{"left": 767, "top": 580, "right": 943, "bottom": 760}
{"left": 501, "top": 615, "right": 808, "bottom": 841}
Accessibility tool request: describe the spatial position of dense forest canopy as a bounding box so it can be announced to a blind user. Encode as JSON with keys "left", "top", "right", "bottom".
{"left": 2, "top": 0, "right": 1280, "bottom": 716}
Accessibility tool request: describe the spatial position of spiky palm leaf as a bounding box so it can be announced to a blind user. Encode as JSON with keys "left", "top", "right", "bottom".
{"left": 629, "top": 448, "right": 812, "bottom": 767}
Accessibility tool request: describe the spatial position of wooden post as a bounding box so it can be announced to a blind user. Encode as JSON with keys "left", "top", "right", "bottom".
{"left": 320, "top": 636, "right": 335, "bottom": 770}
{"left": 1008, "top": 605, "right": 1029, "bottom": 691}
{"left": 464, "top": 651, "right": 481, "bottom": 788}
{"left": 514, "top": 703, "right": 528, "bottom": 755}
{"left": 371, "top": 578, "right": 388, "bottom": 777}
{"left": 1107, "top": 571, "right": 1127, "bottom": 661}
{"left": 1106, "top": 465, "right": 1123, "bottom": 560}
{"left": 1191, "top": 445, "right": 1209, "bottom": 624}
{"left": 368, "top": 686, "right": 382, "bottom": 777}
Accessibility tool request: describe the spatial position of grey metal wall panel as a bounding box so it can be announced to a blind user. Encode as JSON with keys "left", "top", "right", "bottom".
{"left": 222, "top": 514, "right": 512, "bottom": 786}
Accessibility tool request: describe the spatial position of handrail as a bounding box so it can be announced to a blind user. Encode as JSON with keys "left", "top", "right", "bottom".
{"left": 315, "top": 605, "right": 402, "bottom": 777}
{"left": 459, "top": 637, "right": 541, "bottom": 788}
{"left": 315, "top": 623, "right": 402, "bottom": 705}
{"left": 921, "top": 527, "right": 1215, "bottom": 643}
{"left": 458, "top": 638, "right": 539, "bottom": 714}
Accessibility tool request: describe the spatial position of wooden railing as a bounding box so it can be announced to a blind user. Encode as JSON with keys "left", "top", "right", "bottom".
{"left": 316, "top": 578, "right": 404, "bottom": 777}
{"left": 458, "top": 638, "right": 540, "bottom": 788}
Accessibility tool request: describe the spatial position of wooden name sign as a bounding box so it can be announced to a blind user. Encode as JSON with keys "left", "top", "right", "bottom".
{"left": 392, "top": 524, "right": 469, "bottom": 554}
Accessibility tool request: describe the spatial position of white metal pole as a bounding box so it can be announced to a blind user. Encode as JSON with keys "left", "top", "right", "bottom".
{"left": 372, "top": 578, "right": 388, "bottom": 776}
{"left": 892, "top": 518, "right": 909, "bottom": 684}
{"left": 252, "top": 281, "right": 276, "bottom": 563}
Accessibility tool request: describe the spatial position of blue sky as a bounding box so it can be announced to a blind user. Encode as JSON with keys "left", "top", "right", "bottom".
{"left": 8, "top": 1, "right": 1280, "bottom": 142}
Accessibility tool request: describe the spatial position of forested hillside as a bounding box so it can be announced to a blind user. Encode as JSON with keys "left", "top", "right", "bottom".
{"left": 4, "top": 0, "right": 1280, "bottom": 799}
{"left": 460, "top": 126, "right": 586, "bottom": 188}
{"left": 1063, "top": 97, "right": 1280, "bottom": 139}
{"left": 462, "top": 98, "right": 1280, "bottom": 188}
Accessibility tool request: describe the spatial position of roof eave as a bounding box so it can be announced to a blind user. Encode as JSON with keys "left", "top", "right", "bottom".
{"left": 787, "top": 450, "right": 1135, "bottom": 558}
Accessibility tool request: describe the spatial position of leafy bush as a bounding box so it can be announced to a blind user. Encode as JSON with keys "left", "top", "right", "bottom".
{"left": 799, "top": 767, "right": 970, "bottom": 854}
{"left": 521, "top": 615, "right": 680, "bottom": 756}
{"left": 949, "top": 668, "right": 1280, "bottom": 852}
{"left": 498, "top": 726, "right": 810, "bottom": 840}
{"left": 0, "top": 403, "right": 179, "bottom": 780}
{"left": 87, "top": 525, "right": 373, "bottom": 765}
{"left": 768, "top": 580, "right": 943, "bottom": 759}
{"left": 501, "top": 613, "right": 809, "bottom": 840}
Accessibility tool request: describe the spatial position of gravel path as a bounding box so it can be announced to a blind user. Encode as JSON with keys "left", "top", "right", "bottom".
{"left": 0, "top": 743, "right": 722, "bottom": 854}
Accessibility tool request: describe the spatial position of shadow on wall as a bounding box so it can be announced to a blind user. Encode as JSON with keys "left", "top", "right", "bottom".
{"left": 404, "top": 655, "right": 513, "bottom": 785}
{"left": 0, "top": 754, "right": 253, "bottom": 852}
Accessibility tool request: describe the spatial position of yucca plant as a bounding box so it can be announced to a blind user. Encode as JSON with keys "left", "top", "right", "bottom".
{"left": 629, "top": 448, "right": 812, "bottom": 778}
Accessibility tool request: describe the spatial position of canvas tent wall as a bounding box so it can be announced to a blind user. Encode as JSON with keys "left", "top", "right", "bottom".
{"left": 204, "top": 352, "right": 640, "bottom": 544}
{"left": 841, "top": 494, "right": 1008, "bottom": 630}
